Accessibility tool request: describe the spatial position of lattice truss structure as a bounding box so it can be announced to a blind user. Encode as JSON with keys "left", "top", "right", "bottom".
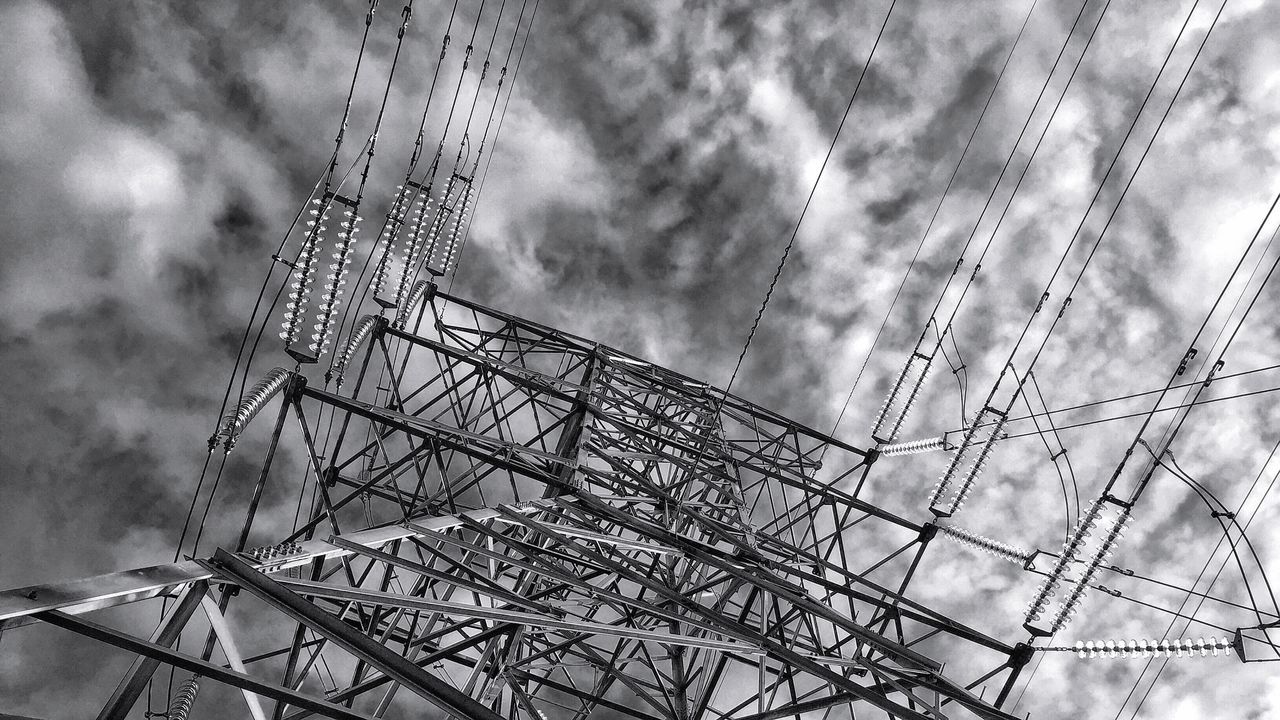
{"left": 1, "top": 285, "right": 1031, "bottom": 720}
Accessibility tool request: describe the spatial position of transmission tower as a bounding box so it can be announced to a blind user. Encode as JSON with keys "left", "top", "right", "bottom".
{"left": 1, "top": 284, "right": 1032, "bottom": 719}
{"left": 3, "top": 1, "right": 1275, "bottom": 718}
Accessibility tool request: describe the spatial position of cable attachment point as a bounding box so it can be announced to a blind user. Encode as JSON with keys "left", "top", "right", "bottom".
{"left": 1176, "top": 346, "right": 1198, "bottom": 376}
{"left": 1204, "top": 359, "right": 1225, "bottom": 387}
{"left": 1035, "top": 291, "right": 1050, "bottom": 314}
{"left": 245, "top": 540, "right": 304, "bottom": 564}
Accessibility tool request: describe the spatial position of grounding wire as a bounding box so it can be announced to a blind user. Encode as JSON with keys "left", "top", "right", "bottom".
{"left": 1018, "top": 369, "right": 1077, "bottom": 544}
{"left": 1028, "top": 369, "right": 1081, "bottom": 527}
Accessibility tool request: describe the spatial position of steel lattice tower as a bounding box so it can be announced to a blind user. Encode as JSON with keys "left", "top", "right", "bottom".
{"left": 7, "top": 1, "right": 1278, "bottom": 716}
{"left": 1, "top": 283, "right": 1031, "bottom": 719}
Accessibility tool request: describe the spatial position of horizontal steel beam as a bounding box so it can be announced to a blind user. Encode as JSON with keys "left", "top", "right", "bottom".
{"left": 37, "top": 610, "right": 377, "bottom": 720}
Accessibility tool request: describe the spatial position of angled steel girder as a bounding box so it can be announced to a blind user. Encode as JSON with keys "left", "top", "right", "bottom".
{"left": 95, "top": 581, "right": 208, "bottom": 720}
{"left": 210, "top": 548, "right": 505, "bottom": 720}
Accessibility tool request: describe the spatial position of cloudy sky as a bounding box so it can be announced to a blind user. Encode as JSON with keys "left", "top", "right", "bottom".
{"left": 2, "top": 0, "right": 1280, "bottom": 717}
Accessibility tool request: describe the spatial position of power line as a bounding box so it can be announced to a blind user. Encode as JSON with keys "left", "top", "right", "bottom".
{"left": 997, "top": 382, "right": 1280, "bottom": 440}
{"left": 724, "top": 0, "right": 897, "bottom": 396}
{"left": 447, "top": 0, "right": 541, "bottom": 294}
{"left": 826, "top": 0, "right": 1040, "bottom": 441}
{"left": 970, "top": 0, "right": 1201, "bottom": 418}
{"left": 953, "top": 360, "right": 1280, "bottom": 434}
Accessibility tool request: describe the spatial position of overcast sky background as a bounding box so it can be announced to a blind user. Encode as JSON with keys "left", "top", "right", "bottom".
{"left": 2, "top": 0, "right": 1280, "bottom": 717}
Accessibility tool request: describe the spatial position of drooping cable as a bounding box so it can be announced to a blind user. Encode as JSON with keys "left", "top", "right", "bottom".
{"left": 1158, "top": 448, "right": 1280, "bottom": 622}
{"left": 1115, "top": 432, "right": 1280, "bottom": 719}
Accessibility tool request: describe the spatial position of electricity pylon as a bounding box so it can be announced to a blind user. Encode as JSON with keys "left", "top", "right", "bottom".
{"left": 0, "top": 283, "right": 1030, "bottom": 719}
